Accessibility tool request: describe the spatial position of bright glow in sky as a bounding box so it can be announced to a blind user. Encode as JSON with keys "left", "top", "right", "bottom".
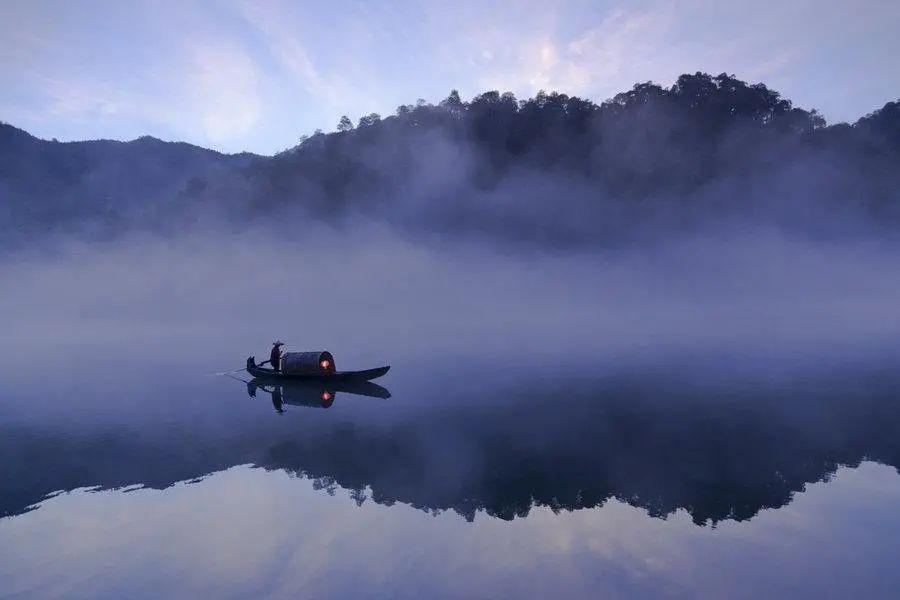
{"left": 1, "top": 0, "right": 898, "bottom": 154}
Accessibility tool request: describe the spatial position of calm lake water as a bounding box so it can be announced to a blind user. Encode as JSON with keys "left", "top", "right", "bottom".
{"left": 2, "top": 234, "right": 900, "bottom": 598}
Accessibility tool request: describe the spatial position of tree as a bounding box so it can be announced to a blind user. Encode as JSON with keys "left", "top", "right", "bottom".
{"left": 358, "top": 113, "right": 381, "bottom": 128}
{"left": 337, "top": 115, "right": 353, "bottom": 132}
{"left": 441, "top": 89, "right": 462, "bottom": 109}
{"left": 441, "top": 89, "right": 464, "bottom": 119}
{"left": 856, "top": 100, "right": 900, "bottom": 150}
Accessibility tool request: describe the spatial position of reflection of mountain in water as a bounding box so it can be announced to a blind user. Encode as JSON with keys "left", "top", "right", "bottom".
{"left": 2, "top": 369, "right": 898, "bottom": 524}
{"left": 263, "top": 371, "right": 900, "bottom": 524}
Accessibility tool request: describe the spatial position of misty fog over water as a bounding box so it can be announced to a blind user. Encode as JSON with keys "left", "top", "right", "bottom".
{"left": 4, "top": 223, "right": 900, "bottom": 368}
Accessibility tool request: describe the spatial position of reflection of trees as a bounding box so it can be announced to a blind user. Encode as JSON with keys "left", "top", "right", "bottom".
{"left": 2, "top": 371, "right": 898, "bottom": 525}
{"left": 256, "top": 380, "right": 899, "bottom": 524}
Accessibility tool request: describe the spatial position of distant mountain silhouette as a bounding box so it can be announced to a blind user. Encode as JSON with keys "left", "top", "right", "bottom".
{"left": 2, "top": 72, "right": 899, "bottom": 246}
{"left": 0, "top": 124, "right": 258, "bottom": 241}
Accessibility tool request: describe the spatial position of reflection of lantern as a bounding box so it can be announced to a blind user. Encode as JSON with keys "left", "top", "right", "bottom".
{"left": 275, "top": 384, "right": 335, "bottom": 408}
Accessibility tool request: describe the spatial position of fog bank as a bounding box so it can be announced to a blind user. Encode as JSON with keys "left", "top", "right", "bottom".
{"left": 3, "top": 224, "right": 899, "bottom": 378}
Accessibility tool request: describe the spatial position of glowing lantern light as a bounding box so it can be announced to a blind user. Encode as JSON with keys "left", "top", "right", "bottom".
{"left": 322, "top": 392, "right": 331, "bottom": 401}
{"left": 320, "top": 360, "right": 330, "bottom": 369}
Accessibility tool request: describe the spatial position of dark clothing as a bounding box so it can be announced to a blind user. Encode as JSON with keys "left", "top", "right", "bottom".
{"left": 270, "top": 346, "right": 282, "bottom": 372}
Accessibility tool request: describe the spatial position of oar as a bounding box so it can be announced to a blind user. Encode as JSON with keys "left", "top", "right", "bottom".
{"left": 225, "top": 372, "right": 252, "bottom": 385}
{"left": 207, "top": 367, "right": 248, "bottom": 376}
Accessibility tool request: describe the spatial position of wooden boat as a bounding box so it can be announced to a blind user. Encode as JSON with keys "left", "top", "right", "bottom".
{"left": 246, "top": 355, "right": 389, "bottom": 383}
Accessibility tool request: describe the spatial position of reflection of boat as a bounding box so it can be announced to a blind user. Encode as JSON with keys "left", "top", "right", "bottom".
{"left": 246, "top": 354, "right": 389, "bottom": 382}
{"left": 242, "top": 361, "right": 392, "bottom": 411}
{"left": 247, "top": 377, "right": 391, "bottom": 409}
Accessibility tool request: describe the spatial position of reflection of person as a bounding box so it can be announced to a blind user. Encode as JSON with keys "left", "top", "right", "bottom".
{"left": 272, "top": 386, "right": 284, "bottom": 413}
{"left": 260, "top": 341, "right": 284, "bottom": 372}
{"left": 246, "top": 382, "right": 285, "bottom": 414}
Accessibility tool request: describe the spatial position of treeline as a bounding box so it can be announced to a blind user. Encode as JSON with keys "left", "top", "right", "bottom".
{"left": 252, "top": 72, "right": 900, "bottom": 242}
{"left": 2, "top": 72, "right": 899, "bottom": 246}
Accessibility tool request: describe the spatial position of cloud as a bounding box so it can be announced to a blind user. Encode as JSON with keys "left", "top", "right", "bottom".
{"left": 188, "top": 40, "right": 263, "bottom": 144}
{"left": 230, "top": 0, "right": 353, "bottom": 111}
{"left": 563, "top": 7, "right": 679, "bottom": 93}
{"left": 440, "top": 3, "right": 685, "bottom": 101}
{"left": 2, "top": 463, "right": 898, "bottom": 597}
{"left": 459, "top": 1, "right": 810, "bottom": 103}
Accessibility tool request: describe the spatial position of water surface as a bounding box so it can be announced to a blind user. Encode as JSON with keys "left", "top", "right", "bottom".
{"left": 2, "top": 233, "right": 899, "bottom": 598}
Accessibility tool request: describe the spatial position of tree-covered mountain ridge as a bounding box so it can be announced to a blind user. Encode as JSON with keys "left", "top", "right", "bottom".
{"left": 2, "top": 72, "right": 898, "bottom": 245}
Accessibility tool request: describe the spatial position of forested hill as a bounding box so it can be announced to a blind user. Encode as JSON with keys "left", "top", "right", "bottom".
{"left": 0, "top": 124, "right": 259, "bottom": 239}
{"left": 2, "top": 72, "right": 899, "bottom": 246}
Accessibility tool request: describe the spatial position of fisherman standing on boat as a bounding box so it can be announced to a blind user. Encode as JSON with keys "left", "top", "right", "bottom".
{"left": 270, "top": 341, "right": 284, "bottom": 373}
{"left": 260, "top": 341, "right": 284, "bottom": 373}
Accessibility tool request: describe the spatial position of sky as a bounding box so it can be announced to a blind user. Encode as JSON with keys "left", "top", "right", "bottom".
{"left": 1, "top": 0, "right": 898, "bottom": 155}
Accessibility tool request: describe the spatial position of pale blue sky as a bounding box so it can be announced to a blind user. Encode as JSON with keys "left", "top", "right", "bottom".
{"left": 1, "top": 0, "right": 898, "bottom": 154}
